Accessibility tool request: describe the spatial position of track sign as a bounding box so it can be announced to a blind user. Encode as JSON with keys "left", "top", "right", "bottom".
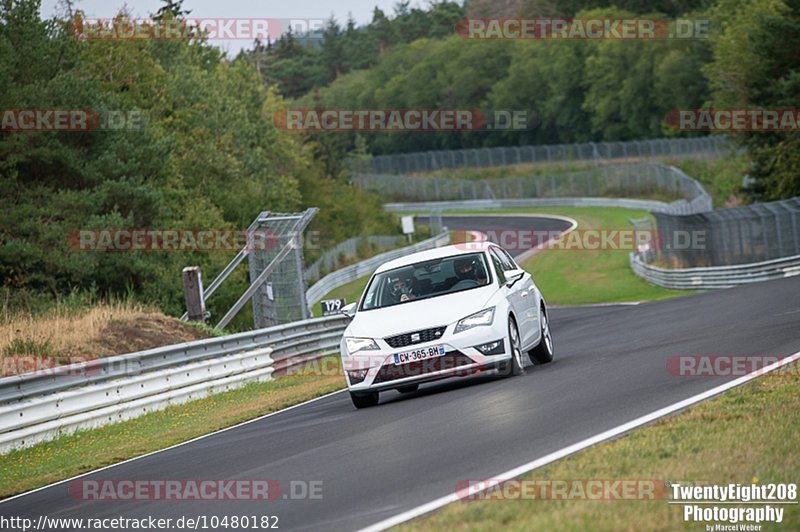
{"left": 321, "top": 298, "right": 346, "bottom": 316}
{"left": 401, "top": 216, "right": 415, "bottom": 235}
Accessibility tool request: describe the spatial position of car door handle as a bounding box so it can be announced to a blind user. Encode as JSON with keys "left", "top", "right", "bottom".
{"left": 520, "top": 291, "right": 529, "bottom": 297}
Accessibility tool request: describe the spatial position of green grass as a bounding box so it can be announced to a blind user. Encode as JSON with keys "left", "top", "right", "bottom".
{"left": 514, "top": 207, "right": 685, "bottom": 305}
{"left": 0, "top": 357, "right": 345, "bottom": 498}
{"left": 401, "top": 370, "right": 800, "bottom": 531}
{"left": 411, "top": 154, "right": 749, "bottom": 210}
{"left": 310, "top": 275, "right": 371, "bottom": 317}
{"left": 420, "top": 160, "right": 612, "bottom": 180}
{"left": 315, "top": 207, "right": 687, "bottom": 307}
{"left": 673, "top": 156, "right": 749, "bottom": 208}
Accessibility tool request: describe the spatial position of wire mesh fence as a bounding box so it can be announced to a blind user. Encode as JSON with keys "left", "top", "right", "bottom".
{"left": 652, "top": 198, "right": 800, "bottom": 267}
{"left": 248, "top": 210, "right": 317, "bottom": 328}
{"left": 304, "top": 235, "right": 402, "bottom": 284}
{"left": 354, "top": 163, "right": 712, "bottom": 214}
{"left": 352, "top": 136, "right": 731, "bottom": 175}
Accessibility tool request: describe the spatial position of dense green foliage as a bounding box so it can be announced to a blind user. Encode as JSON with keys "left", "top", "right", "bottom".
{"left": 242, "top": 0, "right": 796, "bottom": 199}
{"left": 2, "top": 0, "right": 798, "bottom": 325}
{"left": 704, "top": 0, "right": 800, "bottom": 200}
{"left": 286, "top": 7, "right": 712, "bottom": 159}
{"left": 0, "top": 0, "right": 396, "bottom": 325}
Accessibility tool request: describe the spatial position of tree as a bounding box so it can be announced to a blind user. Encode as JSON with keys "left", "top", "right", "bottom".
{"left": 321, "top": 18, "right": 345, "bottom": 78}
{"left": 368, "top": 7, "right": 394, "bottom": 56}
{"left": 153, "top": 0, "right": 190, "bottom": 19}
{"left": 704, "top": 0, "right": 800, "bottom": 200}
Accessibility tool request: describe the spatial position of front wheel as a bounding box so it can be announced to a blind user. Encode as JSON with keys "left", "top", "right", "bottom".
{"left": 528, "top": 309, "right": 554, "bottom": 364}
{"left": 500, "top": 317, "right": 525, "bottom": 377}
{"left": 350, "top": 391, "right": 379, "bottom": 409}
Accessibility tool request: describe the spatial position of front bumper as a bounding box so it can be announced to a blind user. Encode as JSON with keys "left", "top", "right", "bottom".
{"left": 343, "top": 324, "right": 511, "bottom": 392}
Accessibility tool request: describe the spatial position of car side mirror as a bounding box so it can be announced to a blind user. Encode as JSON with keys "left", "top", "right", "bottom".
{"left": 340, "top": 302, "right": 357, "bottom": 318}
{"left": 505, "top": 269, "right": 526, "bottom": 288}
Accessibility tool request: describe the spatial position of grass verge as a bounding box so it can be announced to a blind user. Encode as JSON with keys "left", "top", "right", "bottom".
{"left": 515, "top": 207, "right": 685, "bottom": 305}
{"left": 400, "top": 370, "right": 800, "bottom": 531}
{"left": 315, "top": 207, "right": 686, "bottom": 307}
{"left": 0, "top": 358, "right": 344, "bottom": 498}
{"left": 674, "top": 156, "right": 749, "bottom": 208}
{"left": 414, "top": 154, "right": 748, "bottom": 207}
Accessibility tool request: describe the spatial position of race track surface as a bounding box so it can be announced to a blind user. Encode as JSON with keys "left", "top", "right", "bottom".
{"left": 3, "top": 216, "right": 798, "bottom": 531}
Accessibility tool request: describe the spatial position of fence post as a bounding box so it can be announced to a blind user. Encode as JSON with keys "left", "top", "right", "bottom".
{"left": 182, "top": 267, "right": 206, "bottom": 323}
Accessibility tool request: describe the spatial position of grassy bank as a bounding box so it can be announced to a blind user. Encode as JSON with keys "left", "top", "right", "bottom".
{"left": 0, "top": 297, "right": 218, "bottom": 377}
{"left": 514, "top": 207, "right": 684, "bottom": 305}
{"left": 415, "top": 155, "right": 747, "bottom": 209}
{"left": 315, "top": 207, "right": 687, "bottom": 307}
{"left": 401, "top": 370, "right": 800, "bottom": 530}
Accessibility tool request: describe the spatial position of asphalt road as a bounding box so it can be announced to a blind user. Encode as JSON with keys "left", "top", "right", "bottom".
{"left": 2, "top": 216, "right": 799, "bottom": 531}
{"left": 419, "top": 215, "right": 574, "bottom": 256}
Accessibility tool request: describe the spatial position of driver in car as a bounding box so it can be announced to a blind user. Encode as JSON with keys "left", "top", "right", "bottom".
{"left": 455, "top": 258, "right": 488, "bottom": 285}
{"left": 390, "top": 276, "right": 415, "bottom": 302}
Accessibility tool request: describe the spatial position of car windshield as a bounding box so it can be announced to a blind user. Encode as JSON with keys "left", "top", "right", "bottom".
{"left": 359, "top": 252, "right": 491, "bottom": 311}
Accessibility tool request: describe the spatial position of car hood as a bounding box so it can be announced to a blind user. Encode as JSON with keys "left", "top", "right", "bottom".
{"left": 347, "top": 285, "right": 498, "bottom": 339}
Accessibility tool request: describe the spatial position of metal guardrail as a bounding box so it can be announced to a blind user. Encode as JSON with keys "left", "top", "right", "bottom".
{"left": 305, "top": 231, "right": 451, "bottom": 310}
{"left": 0, "top": 315, "right": 349, "bottom": 453}
{"left": 629, "top": 252, "right": 800, "bottom": 290}
{"left": 304, "top": 235, "right": 401, "bottom": 284}
{"left": 356, "top": 163, "right": 713, "bottom": 215}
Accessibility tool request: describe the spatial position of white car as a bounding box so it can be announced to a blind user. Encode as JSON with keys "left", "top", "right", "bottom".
{"left": 339, "top": 242, "right": 553, "bottom": 408}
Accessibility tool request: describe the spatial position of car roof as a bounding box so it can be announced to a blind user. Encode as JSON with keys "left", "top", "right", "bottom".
{"left": 374, "top": 243, "right": 496, "bottom": 274}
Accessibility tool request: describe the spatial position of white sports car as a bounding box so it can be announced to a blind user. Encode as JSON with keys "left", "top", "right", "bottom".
{"left": 339, "top": 242, "right": 553, "bottom": 408}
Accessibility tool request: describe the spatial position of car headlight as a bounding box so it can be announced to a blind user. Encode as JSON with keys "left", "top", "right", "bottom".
{"left": 454, "top": 307, "right": 495, "bottom": 334}
{"left": 344, "top": 337, "right": 380, "bottom": 355}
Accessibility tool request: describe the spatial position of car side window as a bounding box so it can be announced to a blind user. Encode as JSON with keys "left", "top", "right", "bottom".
{"left": 500, "top": 248, "right": 519, "bottom": 270}
{"left": 490, "top": 247, "right": 515, "bottom": 272}
{"left": 490, "top": 252, "right": 506, "bottom": 284}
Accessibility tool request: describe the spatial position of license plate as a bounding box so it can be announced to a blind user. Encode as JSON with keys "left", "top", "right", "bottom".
{"left": 394, "top": 344, "right": 446, "bottom": 365}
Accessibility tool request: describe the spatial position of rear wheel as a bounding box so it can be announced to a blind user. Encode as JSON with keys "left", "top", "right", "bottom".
{"left": 397, "top": 384, "right": 419, "bottom": 394}
{"left": 528, "top": 309, "right": 554, "bottom": 364}
{"left": 350, "top": 391, "right": 379, "bottom": 408}
{"left": 500, "top": 317, "right": 525, "bottom": 377}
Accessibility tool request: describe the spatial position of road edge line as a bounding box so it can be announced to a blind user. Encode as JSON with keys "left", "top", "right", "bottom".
{"left": 360, "top": 350, "right": 800, "bottom": 532}
{"left": 0, "top": 388, "right": 346, "bottom": 504}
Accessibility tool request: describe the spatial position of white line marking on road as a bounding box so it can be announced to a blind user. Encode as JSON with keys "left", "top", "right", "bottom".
{"left": 360, "top": 350, "right": 800, "bottom": 532}
{"left": 0, "top": 388, "right": 346, "bottom": 504}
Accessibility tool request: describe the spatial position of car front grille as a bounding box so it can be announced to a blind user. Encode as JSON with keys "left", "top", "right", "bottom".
{"left": 372, "top": 351, "right": 475, "bottom": 384}
{"left": 384, "top": 326, "right": 447, "bottom": 349}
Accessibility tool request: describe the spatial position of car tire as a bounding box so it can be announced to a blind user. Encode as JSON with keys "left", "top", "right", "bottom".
{"left": 528, "top": 308, "right": 554, "bottom": 364}
{"left": 350, "top": 391, "right": 379, "bottom": 409}
{"left": 397, "top": 384, "right": 419, "bottom": 394}
{"left": 501, "top": 317, "right": 525, "bottom": 377}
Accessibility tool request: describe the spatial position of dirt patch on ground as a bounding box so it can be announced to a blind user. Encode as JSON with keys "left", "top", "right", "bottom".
{"left": 86, "top": 314, "right": 208, "bottom": 358}
{"left": 1, "top": 304, "right": 209, "bottom": 377}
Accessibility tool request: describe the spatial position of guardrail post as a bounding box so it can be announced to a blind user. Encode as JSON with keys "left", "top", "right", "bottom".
{"left": 182, "top": 267, "right": 206, "bottom": 323}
